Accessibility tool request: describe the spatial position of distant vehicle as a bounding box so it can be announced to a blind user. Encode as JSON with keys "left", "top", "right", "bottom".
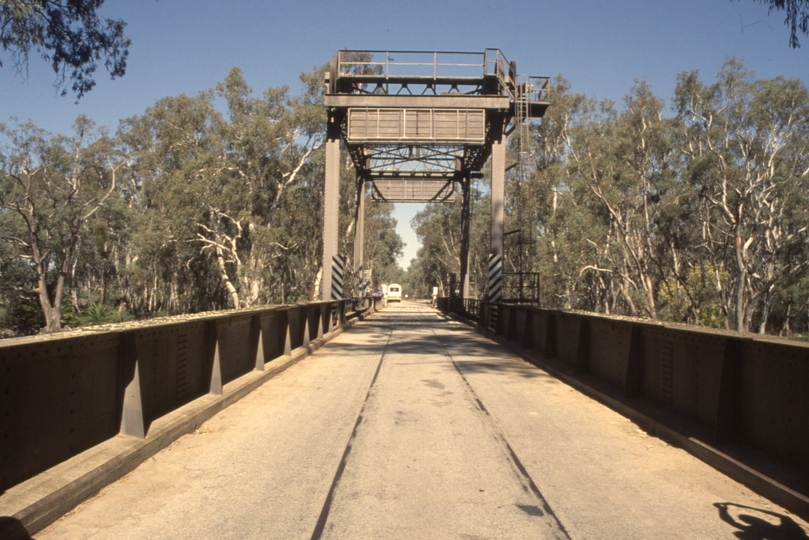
{"left": 387, "top": 283, "right": 402, "bottom": 302}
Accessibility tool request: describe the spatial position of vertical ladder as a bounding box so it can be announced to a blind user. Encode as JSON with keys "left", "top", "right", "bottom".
{"left": 514, "top": 79, "right": 531, "bottom": 301}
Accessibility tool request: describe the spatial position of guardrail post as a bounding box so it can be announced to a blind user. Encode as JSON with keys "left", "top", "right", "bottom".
{"left": 208, "top": 321, "right": 223, "bottom": 395}
{"left": 477, "top": 301, "right": 487, "bottom": 331}
{"left": 714, "top": 337, "right": 744, "bottom": 444}
{"left": 512, "top": 307, "right": 526, "bottom": 343}
{"left": 494, "top": 304, "right": 503, "bottom": 335}
{"left": 312, "top": 305, "right": 322, "bottom": 341}
{"left": 574, "top": 317, "right": 590, "bottom": 375}
{"left": 120, "top": 331, "right": 146, "bottom": 438}
{"left": 522, "top": 309, "right": 535, "bottom": 349}
{"left": 318, "top": 304, "right": 326, "bottom": 339}
{"left": 261, "top": 310, "right": 282, "bottom": 361}
{"left": 328, "top": 302, "right": 337, "bottom": 333}
{"left": 543, "top": 312, "right": 557, "bottom": 360}
{"left": 623, "top": 325, "right": 644, "bottom": 398}
{"left": 499, "top": 305, "right": 508, "bottom": 338}
{"left": 283, "top": 313, "right": 293, "bottom": 356}
{"left": 303, "top": 316, "right": 311, "bottom": 348}
{"left": 252, "top": 314, "right": 265, "bottom": 371}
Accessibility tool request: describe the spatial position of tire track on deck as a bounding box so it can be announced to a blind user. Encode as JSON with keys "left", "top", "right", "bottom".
{"left": 429, "top": 318, "right": 571, "bottom": 540}
{"left": 310, "top": 323, "right": 395, "bottom": 540}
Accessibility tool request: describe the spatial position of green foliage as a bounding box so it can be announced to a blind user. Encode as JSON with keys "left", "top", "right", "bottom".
{"left": 75, "top": 302, "right": 131, "bottom": 326}
{"left": 0, "top": 64, "right": 357, "bottom": 336}
{"left": 405, "top": 182, "right": 490, "bottom": 299}
{"left": 1, "top": 295, "right": 44, "bottom": 335}
{"left": 0, "top": 0, "right": 130, "bottom": 98}
{"left": 0, "top": 117, "right": 124, "bottom": 332}
{"left": 363, "top": 197, "right": 404, "bottom": 289}
{"left": 658, "top": 262, "right": 729, "bottom": 328}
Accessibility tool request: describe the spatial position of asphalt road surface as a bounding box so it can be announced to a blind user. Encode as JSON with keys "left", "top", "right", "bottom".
{"left": 38, "top": 302, "right": 809, "bottom": 539}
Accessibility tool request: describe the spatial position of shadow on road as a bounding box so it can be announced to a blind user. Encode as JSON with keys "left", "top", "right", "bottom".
{"left": 0, "top": 517, "right": 33, "bottom": 540}
{"left": 715, "top": 502, "right": 808, "bottom": 539}
{"left": 346, "top": 311, "right": 560, "bottom": 382}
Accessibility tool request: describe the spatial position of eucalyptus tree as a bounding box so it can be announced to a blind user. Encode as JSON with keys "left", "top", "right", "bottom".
{"left": 556, "top": 81, "right": 679, "bottom": 318}
{"left": 362, "top": 200, "right": 404, "bottom": 288}
{"left": 526, "top": 78, "right": 610, "bottom": 310}
{"left": 69, "top": 166, "right": 136, "bottom": 314}
{"left": 186, "top": 67, "right": 326, "bottom": 307}
{"left": 408, "top": 182, "right": 489, "bottom": 299}
{"left": 674, "top": 59, "right": 809, "bottom": 332}
{"left": 119, "top": 90, "right": 230, "bottom": 314}
{"left": 562, "top": 95, "right": 630, "bottom": 314}
{"left": 609, "top": 81, "right": 678, "bottom": 318}
{"left": 0, "top": 116, "right": 124, "bottom": 332}
{"left": 410, "top": 200, "right": 464, "bottom": 295}
{"left": 120, "top": 66, "right": 332, "bottom": 311}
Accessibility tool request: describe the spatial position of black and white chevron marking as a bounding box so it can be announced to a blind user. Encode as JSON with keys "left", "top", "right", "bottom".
{"left": 487, "top": 253, "right": 503, "bottom": 303}
{"left": 331, "top": 255, "right": 346, "bottom": 300}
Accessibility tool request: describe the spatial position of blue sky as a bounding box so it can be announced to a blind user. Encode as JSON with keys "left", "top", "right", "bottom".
{"left": 2, "top": 0, "right": 807, "bottom": 267}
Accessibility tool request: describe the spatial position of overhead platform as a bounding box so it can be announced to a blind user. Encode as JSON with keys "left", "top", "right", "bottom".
{"left": 324, "top": 49, "right": 551, "bottom": 181}
{"left": 325, "top": 49, "right": 549, "bottom": 100}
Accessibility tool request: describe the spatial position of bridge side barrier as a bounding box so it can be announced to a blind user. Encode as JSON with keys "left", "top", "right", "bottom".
{"left": 440, "top": 299, "right": 809, "bottom": 494}
{"left": 0, "top": 299, "right": 374, "bottom": 493}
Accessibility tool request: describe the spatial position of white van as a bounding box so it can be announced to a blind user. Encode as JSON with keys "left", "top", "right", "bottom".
{"left": 387, "top": 283, "right": 403, "bottom": 302}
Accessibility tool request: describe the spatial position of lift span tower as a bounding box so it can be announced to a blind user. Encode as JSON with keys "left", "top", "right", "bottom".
{"left": 321, "top": 50, "right": 550, "bottom": 301}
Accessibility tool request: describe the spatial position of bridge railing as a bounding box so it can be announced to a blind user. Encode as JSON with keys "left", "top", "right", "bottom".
{"left": 440, "top": 298, "right": 809, "bottom": 498}
{"left": 0, "top": 297, "right": 380, "bottom": 493}
{"left": 448, "top": 296, "right": 481, "bottom": 321}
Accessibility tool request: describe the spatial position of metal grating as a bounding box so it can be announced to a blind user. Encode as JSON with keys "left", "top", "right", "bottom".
{"left": 371, "top": 179, "right": 455, "bottom": 202}
{"left": 347, "top": 108, "right": 485, "bottom": 143}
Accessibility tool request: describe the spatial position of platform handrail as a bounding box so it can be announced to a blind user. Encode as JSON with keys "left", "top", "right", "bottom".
{"left": 331, "top": 49, "right": 550, "bottom": 105}
{"left": 336, "top": 50, "right": 487, "bottom": 81}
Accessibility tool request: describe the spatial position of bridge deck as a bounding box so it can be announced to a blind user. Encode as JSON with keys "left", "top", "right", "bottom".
{"left": 37, "top": 303, "right": 808, "bottom": 539}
